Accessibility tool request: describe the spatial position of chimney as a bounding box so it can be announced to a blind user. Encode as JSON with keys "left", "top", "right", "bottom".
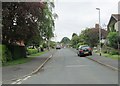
{"left": 95, "top": 24, "right": 99, "bottom": 29}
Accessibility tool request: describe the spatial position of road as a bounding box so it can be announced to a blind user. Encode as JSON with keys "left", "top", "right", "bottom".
{"left": 20, "top": 48, "right": 118, "bottom": 84}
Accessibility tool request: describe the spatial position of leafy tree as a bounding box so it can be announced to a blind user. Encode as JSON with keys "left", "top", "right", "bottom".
{"left": 71, "top": 35, "right": 80, "bottom": 48}
{"left": 2, "top": 2, "right": 55, "bottom": 60}
{"left": 38, "top": 2, "right": 55, "bottom": 50}
{"left": 107, "top": 32, "right": 120, "bottom": 49}
{"left": 2, "top": 2, "right": 55, "bottom": 45}
{"left": 50, "top": 41, "right": 56, "bottom": 48}
{"left": 79, "top": 28, "right": 107, "bottom": 47}
{"left": 2, "top": 2, "right": 45, "bottom": 45}
{"left": 61, "top": 37, "right": 70, "bottom": 44}
{"left": 72, "top": 33, "right": 78, "bottom": 38}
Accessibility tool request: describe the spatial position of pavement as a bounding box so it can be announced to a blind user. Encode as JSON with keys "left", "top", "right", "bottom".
{"left": 72, "top": 48, "right": 119, "bottom": 71}
{"left": 87, "top": 53, "right": 119, "bottom": 71}
{"left": 2, "top": 49, "right": 56, "bottom": 84}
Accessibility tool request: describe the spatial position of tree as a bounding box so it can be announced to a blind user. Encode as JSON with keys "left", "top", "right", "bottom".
{"left": 72, "top": 33, "right": 78, "bottom": 38}
{"left": 71, "top": 35, "right": 80, "bottom": 48}
{"left": 38, "top": 2, "right": 55, "bottom": 50}
{"left": 2, "top": 2, "right": 55, "bottom": 60}
{"left": 61, "top": 37, "right": 70, "bottom": 44}
{"left": 107, "top": 32, "right": 120, "bottom": 49}
{"left": 79, "top": 28, "right": 107, "bottom": 47}
{"left": 50, "top": 41, "right": 56, "bottom": 48}
{"left": 2, "top": 2, "right": 45, "bottom": 45}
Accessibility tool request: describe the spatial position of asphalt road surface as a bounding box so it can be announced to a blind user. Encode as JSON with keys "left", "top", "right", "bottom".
{"left": 21, "top": 48, "right": 118, "bottom": 84}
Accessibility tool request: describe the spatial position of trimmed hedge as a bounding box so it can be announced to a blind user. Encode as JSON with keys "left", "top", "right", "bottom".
{"left": 1, "top": 44, "right": 27, "bottom": 63}
{"left": 7, "top": 45, "right": 27, "bottom": 60}
{"left": 1, "top": 45, "right": 12, "bottom": 63}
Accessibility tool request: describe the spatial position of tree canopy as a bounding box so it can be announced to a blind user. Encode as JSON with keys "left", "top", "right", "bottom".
{"left": 61, "top": 37, "right": 70, "bottom": 44}
{"left": 107, "top": 32, "right": 120, "bottom": 49}
{"left": 70, "top": 28, "right": 108, "bottom": 48}
{"left": 72, "top": 33, "right": 78, "bottom": 38}
{"left": 2, "top": 2, "right": 55, "bottom": 47}
{"left": 79, "top": 28, "right": 108, "bottom": 47}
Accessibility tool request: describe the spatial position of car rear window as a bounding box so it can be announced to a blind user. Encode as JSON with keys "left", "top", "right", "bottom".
{"left": 81, "top": 46, "right": 90, "bottom": 49}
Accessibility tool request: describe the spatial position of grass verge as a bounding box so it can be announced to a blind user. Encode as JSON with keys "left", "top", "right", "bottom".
{"left": 2, "top": 51, "right": 47, "bottom": 67}
{"left": 95, "top": 52, "right": 120, "bottom": 60}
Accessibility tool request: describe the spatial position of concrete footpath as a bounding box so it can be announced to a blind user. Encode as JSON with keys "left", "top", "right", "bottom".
{"left": 2, "top": 49, "right": 56, "bottom": 84}
{"left": 87, "top": 53, "right": 119, "bottom": 71}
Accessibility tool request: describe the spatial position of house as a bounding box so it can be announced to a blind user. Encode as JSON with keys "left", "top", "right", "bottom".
{"left": 89, "top": 24, "right": 108, "bottom": 44}
{"left": 107, "top": 14, "right": 120, "bottom": 35}
{"left": 94, "top": 24, "right": 108, "bottom": 39}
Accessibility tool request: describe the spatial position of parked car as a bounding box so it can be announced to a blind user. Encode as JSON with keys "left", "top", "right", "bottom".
{"left": 77, "top": 45, "right": 92, "bottom": 57}
{"left": 56, "top": 45, "right": 61, "bottom": 49}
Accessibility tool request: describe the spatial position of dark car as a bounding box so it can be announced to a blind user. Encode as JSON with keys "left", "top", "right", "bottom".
{"left": 56, "top": 45, "right": 61, "bottom": 49}
{"left": 77, "top": 45, "right": 92, "bottom": 57}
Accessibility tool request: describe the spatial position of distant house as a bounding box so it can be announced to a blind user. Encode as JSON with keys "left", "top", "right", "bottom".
{"left": 107, "top": 14, "right": 120, "bottom": 35}
{"left": 94, "top": 24, "right": 108, "bottom": 39}
{"left": 89, "top": 24, "right": 108, "bottom": 44}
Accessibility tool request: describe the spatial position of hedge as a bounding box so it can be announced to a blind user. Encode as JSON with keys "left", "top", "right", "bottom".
{"left": 102, "top": 46, "right": 120, "bottom": 55}
{"left": 27, "top": 49, "right": 38, "bottom": 55}
{"left": 1, "top": 44, "right": 12, "bottom": 63}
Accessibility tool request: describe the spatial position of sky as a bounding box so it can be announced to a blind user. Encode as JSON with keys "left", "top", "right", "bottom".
{"left": 52, "top": 0, "right": 119, "bottom": 42}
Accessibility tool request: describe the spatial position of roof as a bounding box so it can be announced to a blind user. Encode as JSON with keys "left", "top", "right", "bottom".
{"left": 14, "top": 40, "right": 25, "bottom": 46}
{"left": 112, "top": 14, "right": 120, "bottom": 21}
{"left": 108, "top": 14, "right": 120, "bottom": 27}
{"left": 16, "top": 41, "right": 25, "bottom": 46}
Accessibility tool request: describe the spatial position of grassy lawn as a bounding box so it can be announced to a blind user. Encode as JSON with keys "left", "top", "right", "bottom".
{"left": 29, "top": 50, "right": 47, "bottom": 57}
{"left": 0, "top": 44, "right": 2, "bottom": 57}
{"left": 2, "top": 51, "right": 47, "bottom": 67}
{"left": 95, "top": 52, "right": 120, "bottom": 60}
{"left": 101, "top": 53, "right": 120, "bottom": 60}
{"left": 0, "top": 45, "right": 2, "bottom": 67}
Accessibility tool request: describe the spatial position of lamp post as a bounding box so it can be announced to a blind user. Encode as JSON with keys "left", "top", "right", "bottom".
{"left": 96, "top": 8, "right": 102, "bottom": 56}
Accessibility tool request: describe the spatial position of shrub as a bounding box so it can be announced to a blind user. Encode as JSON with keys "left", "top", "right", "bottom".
{"left": 1, "top": 45, "right": 12, "bottom": 63}
{"left": 109, "top": 50, "right": 119, "bottom": 55}
{"left": 107, "top": 32, "right": 120, "bottom": 49}
{"left": 102, "top": 46, "right": 120, "bottom": 55}
{"left": 103, "top": 50, "right": 107, "bottom": 53}
{"left": 27, "top": 49, "right": 38, "bottom": 55}
{"left": 42, "top": 43, "right": 48, "bottom": 48}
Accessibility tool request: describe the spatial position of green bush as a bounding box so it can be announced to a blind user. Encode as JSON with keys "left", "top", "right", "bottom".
{"left": 107, "top": 32, "right": 120, "bottom": 49}
{"left": 1, "top": 45, "right": 12, "bottom": 63}
{"left": 27, "top": 49, "right": 38, "bottom": 55}
{"left": 43, "top": 43, "right": 48, "bottom": 48}
{"left": 103, "top": 50, "right": 107, "bottom": 53}
{"left": 102, "top": 46, "right": 120, "bottom": 55}
{"left": 109, "top": 50, "right": 119, "bottom": 55}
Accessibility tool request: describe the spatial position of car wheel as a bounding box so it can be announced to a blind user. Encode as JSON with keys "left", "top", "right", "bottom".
{"left": 89, "top": 52, "right": 92, "bottom": 55}
{"left": 80, "top": 54, "right": 83, "bottom": 57}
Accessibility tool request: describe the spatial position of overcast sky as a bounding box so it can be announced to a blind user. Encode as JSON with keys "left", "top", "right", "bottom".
{"left": 52, "top": 0, "right": 119, "bottom": 42}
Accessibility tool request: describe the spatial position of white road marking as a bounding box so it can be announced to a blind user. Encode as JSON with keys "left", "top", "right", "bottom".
{"left": 66, "top": 65, "right": 87, "bottom": 67}
{"left": 16, "top": 81, "right": 22, "bottom": 84}
{"left": 11, "top": 81, "right": 17, "bottom": 84}
{"left": 23, "top": 76, "right": 31, "bottom": 81}
{"left": 16, "top": 79, "right": 22, "bottom": 82}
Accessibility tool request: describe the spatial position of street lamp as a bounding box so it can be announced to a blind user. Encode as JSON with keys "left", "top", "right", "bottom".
{"left": 96, "top": 8, "right": 102, "bottom": 56}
